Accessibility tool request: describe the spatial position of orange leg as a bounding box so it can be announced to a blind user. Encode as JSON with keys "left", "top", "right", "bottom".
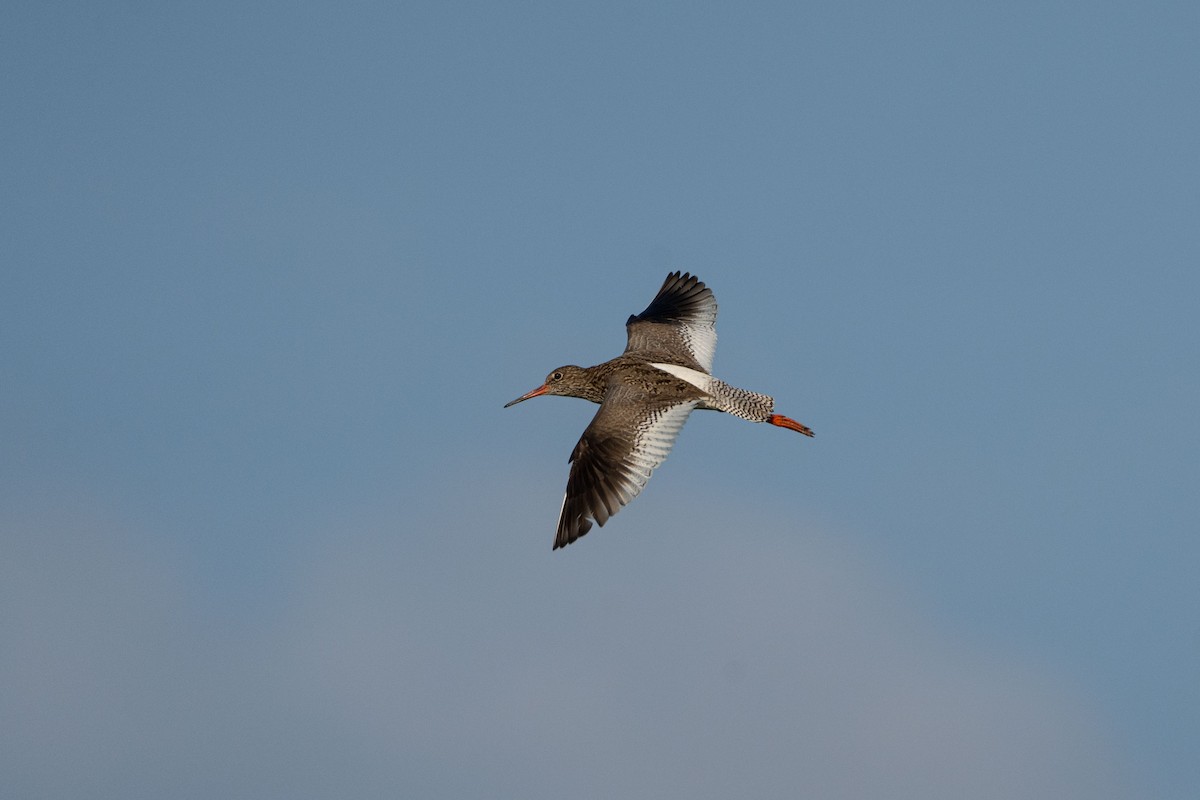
{"left": 767, "top": 414, "right": 815, "bottom": 437}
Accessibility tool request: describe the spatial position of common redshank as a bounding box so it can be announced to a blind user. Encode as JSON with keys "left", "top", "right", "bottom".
{"left": 505, "top": 271, "right": 814, "bottom": 549}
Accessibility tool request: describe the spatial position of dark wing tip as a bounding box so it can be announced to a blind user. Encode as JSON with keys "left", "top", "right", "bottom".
{"left": 554, "top": 495, "right": 599, "bottom": 549}
{"left": 553, "top": 516, "right": 593, "bottom": 549}
{"left": 628, "top": 271, "right": 714, "bottom": 326}
{"left": 553, "top": 433, "right": 633, "bottom": 550}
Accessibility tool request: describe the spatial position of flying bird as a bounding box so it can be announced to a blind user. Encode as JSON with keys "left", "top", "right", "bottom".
{"left": 505, "top": 272, "right": 814, "bottom": 549}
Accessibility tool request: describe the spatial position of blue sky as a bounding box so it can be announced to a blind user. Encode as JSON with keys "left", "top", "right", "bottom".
{"left": 2, "top": 2, "right": 1197, "bottom": 797}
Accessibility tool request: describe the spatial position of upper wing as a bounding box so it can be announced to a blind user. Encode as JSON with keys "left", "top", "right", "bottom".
{"left": 624, "top": 271, "right": 718, "bottom": 372}
{"left": 555, "top": 381, "right": 699, "bottom": 549}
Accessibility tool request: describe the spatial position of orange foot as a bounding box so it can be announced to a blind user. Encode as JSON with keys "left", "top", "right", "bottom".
{"left": 767, "top": 414, "right": 815, "bottom": 437}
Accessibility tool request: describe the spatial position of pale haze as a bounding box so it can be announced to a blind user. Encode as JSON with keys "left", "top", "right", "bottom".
{"left": 2, "top": 3, "right": 1197, "bottom": 798}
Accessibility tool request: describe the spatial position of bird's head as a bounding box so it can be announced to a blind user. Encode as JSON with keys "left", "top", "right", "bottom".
{"left": 504, "top": 365, "right": 597, "bottom": 407}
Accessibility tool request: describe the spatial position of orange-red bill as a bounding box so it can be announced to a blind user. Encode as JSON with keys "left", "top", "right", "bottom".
{"left": 504, "top": 384, "right": 550, "bottom": 408}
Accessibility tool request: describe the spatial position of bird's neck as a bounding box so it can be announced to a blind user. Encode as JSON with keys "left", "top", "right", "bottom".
{"left": 576, "top": 363, "right": 615, "bottom": 403}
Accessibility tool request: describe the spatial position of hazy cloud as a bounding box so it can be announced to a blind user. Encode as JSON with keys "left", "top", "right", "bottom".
{"left": 1, "top": 483, "right": 1124, "bottom": 799}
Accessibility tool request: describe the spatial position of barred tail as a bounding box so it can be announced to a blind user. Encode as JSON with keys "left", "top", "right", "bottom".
{"left": 703, "top": 378, "right": 776, "bottom": 422}
{"left": 649, "top": 362, "right": 778, "bottom": 422}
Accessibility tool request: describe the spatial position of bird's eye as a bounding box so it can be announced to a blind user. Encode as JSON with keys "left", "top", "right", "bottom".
{"left": 551, "top": 371, "right": 564, "bottom": 382}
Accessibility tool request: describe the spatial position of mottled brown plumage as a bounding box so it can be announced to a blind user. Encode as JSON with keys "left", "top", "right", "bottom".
{"left": 505, "top": 272, "right": 813, "bottom": 549}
